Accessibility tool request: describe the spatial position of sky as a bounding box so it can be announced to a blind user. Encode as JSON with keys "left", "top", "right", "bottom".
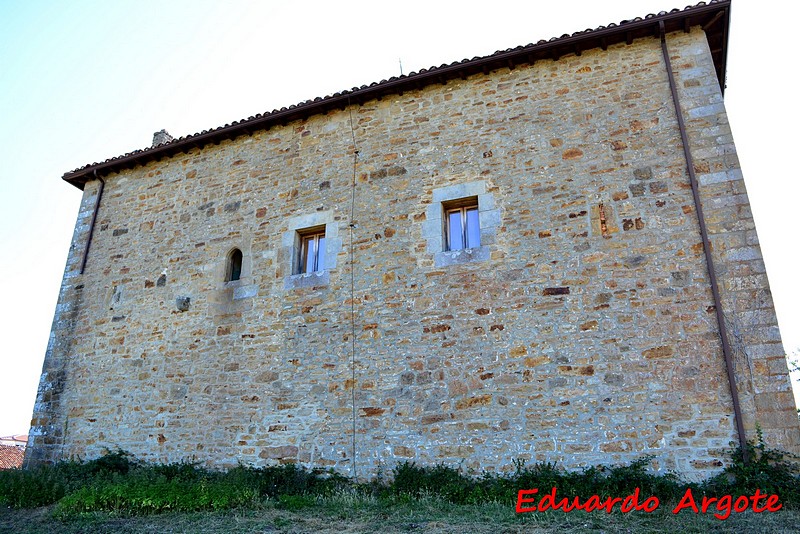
{"left": 0, "top": 0, "right": 797, "bottom": 436}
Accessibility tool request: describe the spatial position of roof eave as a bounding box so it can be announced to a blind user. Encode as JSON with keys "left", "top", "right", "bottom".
{"left": 63, "top": 0, "right": 731, "bottom": 190}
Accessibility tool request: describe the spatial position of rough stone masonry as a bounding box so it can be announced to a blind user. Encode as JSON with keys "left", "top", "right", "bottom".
{"left": 25, "top": 4, "right": 800, "bottom": 479}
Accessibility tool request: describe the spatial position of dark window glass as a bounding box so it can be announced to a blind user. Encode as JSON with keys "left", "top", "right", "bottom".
{"left": 228, "top": 248, "right": 243, "bottom": 281}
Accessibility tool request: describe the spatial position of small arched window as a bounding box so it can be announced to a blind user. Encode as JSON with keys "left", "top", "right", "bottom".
{"left": 227, "top": 248, "right": 243, "bottom": 282}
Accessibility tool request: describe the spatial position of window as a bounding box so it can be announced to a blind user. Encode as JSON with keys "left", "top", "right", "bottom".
{"left": 283, "top": 211, "right": 339, "bottom": 290}
{"left": 445, "top": 202, "right": 480, "bottom": 251}
{"left": 298, "top": 229, "right": 326, "bottom": 274}
{"left": 424, "top": 181, "right": 498, "bottom": 268}
{"left": 227, "top": 248, "right": 243, "bottom": 282}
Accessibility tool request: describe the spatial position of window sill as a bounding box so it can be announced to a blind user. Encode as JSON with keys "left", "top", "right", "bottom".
{"left": 233, "top": 284, "right": 258, "bottom": 300}
{"left": 220, "top": 280, "right": 258, "bottom": 300}
{"left": 284, "top": 270, "right": 330, "bottom": 290}
{"left": 434, "top": 246, "right": 489, "bottom": 267}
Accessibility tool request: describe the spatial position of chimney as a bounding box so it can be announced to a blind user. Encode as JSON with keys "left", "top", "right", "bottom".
{"left": 152, "top": 129, "right": 174, "bottom": 147}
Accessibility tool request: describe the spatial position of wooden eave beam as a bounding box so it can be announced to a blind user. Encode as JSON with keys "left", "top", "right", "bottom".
{"left": 703, "top": 10, "right": 725, "bottom": 31}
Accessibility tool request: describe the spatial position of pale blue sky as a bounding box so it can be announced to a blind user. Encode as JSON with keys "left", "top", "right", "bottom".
{"left": 1, "top": 0, "right": 797, "bottom": 435}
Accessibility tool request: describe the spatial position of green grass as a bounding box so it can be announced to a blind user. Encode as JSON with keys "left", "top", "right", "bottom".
{"left": 1, "top": 440, "right": 799, "bottom": 532}
{"left": 3, "top": 493, "right": 800, "bottom": 533}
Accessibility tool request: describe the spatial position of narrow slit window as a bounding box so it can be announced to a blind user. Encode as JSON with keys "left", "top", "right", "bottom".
{"left": 298, "top": 230, "right": 326, "bottom": 274}
{"left": 445, "top": 202, "right": 480, "bottom": 251}
{"left": 227, "top": 248, "right": 243, "bottom": 282}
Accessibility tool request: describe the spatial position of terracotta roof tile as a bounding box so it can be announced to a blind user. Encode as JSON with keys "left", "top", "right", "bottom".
{"left": 63, "top": 0, "right": 731, "bottom": 188}
{"left": 0, "top": 445, "right": 25, "bottom": 470}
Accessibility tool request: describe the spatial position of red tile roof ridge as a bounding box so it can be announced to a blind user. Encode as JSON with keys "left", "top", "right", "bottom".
{"left": 62, "top": 1, "right": 730, "bottom": 187}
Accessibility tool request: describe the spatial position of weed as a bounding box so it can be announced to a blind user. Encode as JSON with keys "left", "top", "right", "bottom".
{"left": 701, "top": 431, "right": 800, "bottom": 506}
{"left": 390, "top": 462, "right": 477, "bottom": 503}
{"left": 3, "top": 443, "right": 800, "bottom": 520}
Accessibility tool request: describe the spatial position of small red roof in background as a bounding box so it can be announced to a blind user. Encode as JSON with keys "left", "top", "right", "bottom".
{"left": 0, "top": 444, "right": 24, "bottom": 470}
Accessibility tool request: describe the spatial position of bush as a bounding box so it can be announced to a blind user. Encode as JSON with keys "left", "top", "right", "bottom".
{"left": 701, "top": 434, "right": 800, "bottom": 506}
{"left": 390, "top": 462, "right": 480, "bottom": 504}
{"left": 0, "top": 465, "right": 68, "bottom": 508}
{"left": 81, "top": 448, "right": 137, "bottom": 476}
{"left": 580, "top": 456, "right": 687, "bottom": 502}
{"left": 3, "top": 444, "right": 800, "bottom": 515}
{"left": 225, "top": 463, "right": 349, "bottom": 499}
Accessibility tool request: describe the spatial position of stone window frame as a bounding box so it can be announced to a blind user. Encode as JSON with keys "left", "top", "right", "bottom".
{"left": 423, "top": 180, "right": 499, "bottom": 268}
{"left": 220, "top": 244, "right": 257, "bottom": 300}
{"left": 283, "top": 210, "right": 341, "bottom": 290}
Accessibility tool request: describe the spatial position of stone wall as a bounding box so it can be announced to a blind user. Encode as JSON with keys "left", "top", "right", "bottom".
{"left": 26, "top": 28, "right": 800, "bottom": 478}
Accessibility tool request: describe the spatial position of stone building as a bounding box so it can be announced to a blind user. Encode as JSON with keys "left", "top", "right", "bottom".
{"left": 25, "top": 0, "right": 800, "bottom": 477}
